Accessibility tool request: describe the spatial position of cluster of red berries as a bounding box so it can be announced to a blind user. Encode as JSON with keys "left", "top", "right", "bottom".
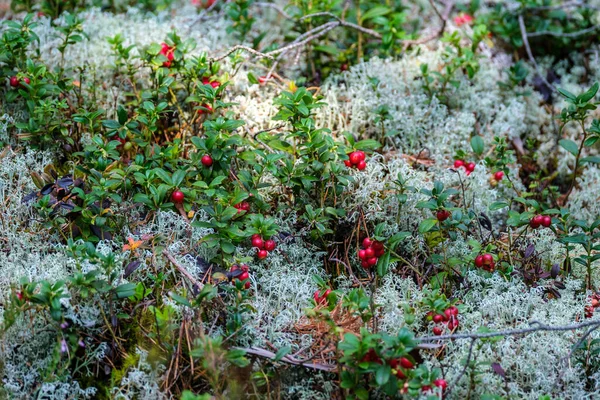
{"left": 160, "top": 43, "right": 175, "bottom": 68}
{"left": 584, "top": 293, "right": 600, "bottom": 318}
{"left": 489, "top": 171, "right": 504, "bottom": 187}
{"left": 454, "top": 13, "right": 474, "bottom": 26}
{"left": 9, "top": 75, "right": 30, "bottom": 88}
{"left": 192, "top": 0, "right": 216, "bottom": 8}
{"left": 313, "top": 288, "right": 332, "bottom": 305}
{"left": 474, "top": 253, "right": 495, "bottom": 272}
{"left": 357, "top": 237, "right": 384, "bottom": 268}
{"left": 453, "top": 159, "right": 476, "bottom": 175}
{"left": 344, "top": 150, "right": 367, "bottom": 171}
{"left": 202, "top": 77, "right": 221, "bottom": 89}
{"left": 529, "top": 214, "right": 552, "bottom": 229}
{"left": 428, "top": 306, "right": 460, "bottom": 335}
{"left": 230, "top": 264, "right": 250, "bottom": 289}
{"left": 361, "top": 350, "right": 448, "bottom": 393}
{"left": 251, "top": 234, "right": 276, "bottom": 259}
{"left": 234, "top": 201, "right": 250, "bottom": 213}
{"left": 171, "top": 190, "right": 185, "bottom": 204}
{"left": 436, "top": 209, "right": 451, "bottom": 222}
{"left": 201, "top": 154, "right": 213, "bottom": 167}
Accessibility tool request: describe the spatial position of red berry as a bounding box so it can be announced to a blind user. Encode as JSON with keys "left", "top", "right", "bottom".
{"left": 355, "top": 151, "right": 365, "bottom": 162}
{"left": 361, "top": 260, "right": 369, "bottom": 268}
{"left": 364, "top": 247, "right": 375, "bottom": 258}
{"left": 171, "top": 190, "right": 185, "bottom": 204}
{"left": 433, "top": 314, "right": 444, "bottom": 323}
{"left": 530, "top": 214, "right": 544, "bottom": 229}
{"left": 453, "top": 159, "right": 465, "bottom": 168}
{"left": 258, "top": 76, "right": 268, "bottom": 85}
{"left": 210, "top": 81, "right": 220, "bottom": 88}
{"left": 356, "top": 160, "right": 367, "bottom": 171}
{"left": 9, "top": 76, "right": 19, "bottom": 87}
{"left": 434, "top": 378, "right": 448, "bottom": 390}
{"left": 475, "top": 255, "right": 484, "bottom": 268}
{"left": 421, "top": 385, "right": 432, "bottom": 393}
{"left": 482, "top": 253, "right": 493, "bottom": 266}
{"left": 466, "top": 162, "right": 476, "bottom": 172}
{"left": 341, "top": 63, "right": 349, "bottom": 71}
{"left": 399, "top": 358, "right": 414, "bottom": 369}
{"left": 251, "top": 234, "right": 261, "bottom": 240}
{"left": 264, "top": 239, "right": 276, "bottom": 251}
{"left": 349, "top": 151, "right": 361, "bottom": 165}
{"left": 197, "top": 104, "right": 214, "bottom": 115}
{"left": 257, "top": 249, "right": 268, "bottom": 259}
{"left": 541, "top": 215, "right": 552, "bottom": 228}
{"left": 201, "top": 154, "right": 213, "bottom": 167}
{"left": 241, "top": 201, "right": 251, "bottom": 211}
{"left": 367, "top": 257, "right": 378, "bottom": 266}
{"left": 444, "top": 309, "right": 455, "bottom": 319}
{"left": 344, "top": 160, "right": 352, "bottom": 167}
{"left": 436, "top": 210, "right": 451, "bottom": 222}
{"left": 433, "top": 326, "right": 443, "bottom": 335}
{"left": 238, "top": 271, "right": 249, "bottom": 281}
{"left": 202, "top": 77, "right": 210, "bottom": 85}
{"left": 16, "top": 292, "right": 23, "bottom": 301}
{"left": 251, "top": 236, "right": 264, "bottom": 249}
{"left": 447, "top": 320, "right": 455, "bottom": 330}
{"left": 447, "top": 306, "right": 459, "bottom": 316}
{"left": 362, "top": 238, "right": 372, "bottom": 249}
{"left": 358, "top": 249, "right": 367, "bottom": 260}
{"left": 494, "top": 171, "right": 504, "bottom": 181}
{"left": 244, "top": 281, "right": 251, "bottom": 289}
{"left": 22, "top": 77, "right": 30, "bottom": 85}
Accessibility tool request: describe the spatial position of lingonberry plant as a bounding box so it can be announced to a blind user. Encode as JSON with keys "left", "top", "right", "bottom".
{"left": 4, "top": 1, "right": 600, "bottom": 399}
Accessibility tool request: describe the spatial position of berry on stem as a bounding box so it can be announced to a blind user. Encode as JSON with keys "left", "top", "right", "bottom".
{"left": 171, "top": 190, "right": 185, "bottom": 204}
{"left": 264, "top": 239, "right": 276, "bottom": 251}
{"left": 257, "top": 249, "right": 268, "bottom": 259}
{"left": 494, "top": 171, "right": 504, "bottom": 181}
{"left": 201, "top": 154, "right": 213, "bottom": 167}
{"left": 453, "top": 159, "right": 465, "bottom": 168}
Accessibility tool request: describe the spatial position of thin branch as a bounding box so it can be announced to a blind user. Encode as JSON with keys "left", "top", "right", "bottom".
{"left": 527, "top": 24, "right": 600, "bottom": 38}
{"left": 518, "top": 14, "right": 555, "bottom": 93}
{"left": 419, "top": 319, "right": 600, "bottom": 342}
{"left": 254, "top": 1, "right": 294, "bottom": 20}
{"left": 446, "top": 339, "right": 476, "bottom": 396}
{"left": 163, "top": 249, "right": 204, "bottom": 290}
{"left": 234, "top": 346, "right": 337, "bottom": 372}
{"left": 298, "top": 11, "right": 382, "bottom": 38}
{"left": 402, "top": 0, "right": 454, "bottom": 48}
{"left": 210, "top": 45, "right": 275, "bottom": 63}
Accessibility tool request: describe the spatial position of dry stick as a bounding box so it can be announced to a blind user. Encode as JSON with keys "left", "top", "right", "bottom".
{"left": 402, "top": 0, "right": 454, "bottom": 48}
{"left": 446, "top": 338, "right": 476, "bottom": 396}
{"left": 527, "top": 24, "right": 600, "bottom": 38}
{"left": 518, "top": 14, "right": 555, "bottom": 93}
{"left": 254, "top": 1, "right": 294, "bottom": 20}
{"left": 163, "top": 249, "right": 203, "bottom": 290}
{"left": 419, "top": 319, "right": 600, "bottom": 342}
{"left": 210, "top": 45, "right": 275, "bottom": 63}
{"left": 233, "top": 346, "right": 337, "bottom": 372}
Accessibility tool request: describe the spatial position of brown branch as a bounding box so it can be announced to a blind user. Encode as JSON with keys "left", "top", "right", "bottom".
{"left": 518, "top": 14, "right": 555, "bottom": 92}
{"left": 234, "top": 346, "right": 337, "bottom": 372}
{"left": 163, "top": 249, "right": 204, "bottom": 290}
{"left": 402, "top": 0, "right": 454, "bottom": 48}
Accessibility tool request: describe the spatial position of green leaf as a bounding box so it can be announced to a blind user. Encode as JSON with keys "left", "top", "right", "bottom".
{"left": 580, "top": 156, "right": 600, "bottom": 164}
{"left": 247, "top": 72, "right": 259, "bottom": 84}
{"left": 559, "top": 139, "right": 579, "bottom": 156}
{"left": 170, "top": 292, "right": 192, "bottom": 307}
{"left": 361, "top": 6, "right": 391, "bottom": 22}
{"left": 489, "top": 201, "right": 509, "bottom": 211}
{"left": 355, "top": 139, "right": 381, "bottom": 150}
{"left": 374, "top": 364, "right": 391, "bottom": 386}
{"left": 115, "top": 283, "right": 137, "bottom": 299}
{"left": 557, "top": 87, "right": 576, "bottom": 101}
{"left": 470, "top": 135, "right": 484, "bottom": 155}
{"left": 274, "top": 346, "right": 292, "bottom": 361}
{"left": 418, "top": 218, "right": 438, "bottom": 233}
{"left": 579, "top": 82, "right": 599, "bottom": 103}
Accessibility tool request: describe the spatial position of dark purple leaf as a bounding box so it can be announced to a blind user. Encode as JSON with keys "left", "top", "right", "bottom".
{"left": 60, "top": 202, "right": 75, "bottom": 211}
{"left": 57, "top": 175, "right": 74, "bottom": 189}
{"left": 491, "top": 362, "right": 505, "bottom": 377}
{"left": 539, "top": 272, "right": 551, "bottom": 279}
{"left": 551, "top": 263, "right": 560, "bottom": 279}
{"left": 524, "top": 243, "right": 535, "bottom": 259}
{"left": 124, "top": 261, "right": 141, "bottom": 278}
{"left": 40, "top": 183, "right": 54, "bottom": 195}
{"left": 478, "top": 213, "right": 492, "bottom": 231}
{"left": 90, "top": 225, "right": 112, "bottom": 241}
{"left": 554, "top": 281, "right": 566, "bottom": 290}
{"left": 22, "top": 191, "right": 38, "bottom": 204}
